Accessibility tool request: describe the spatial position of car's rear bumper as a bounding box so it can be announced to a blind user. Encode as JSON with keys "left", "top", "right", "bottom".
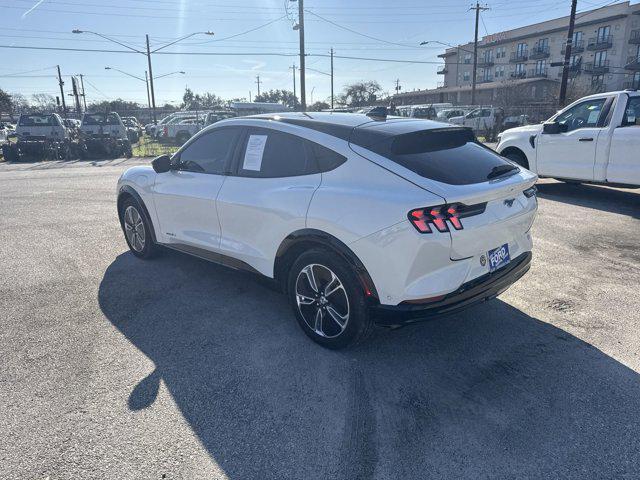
{"left": 371, "top": 251, "right": 532, "bottom": 326}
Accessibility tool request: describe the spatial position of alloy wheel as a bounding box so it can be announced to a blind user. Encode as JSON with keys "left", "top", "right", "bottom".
{"left": 124, "top": 205, "right": 146, "bottom": 252}
{"left": 295, "top": 264, "right": 350, "bottom": 338}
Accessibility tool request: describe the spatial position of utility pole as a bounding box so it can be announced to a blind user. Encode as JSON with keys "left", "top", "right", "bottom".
{"left": 78, "top": 74, "right": 87, "bottom": 111}
{"left": 395, "top": 78, "right": 402, "bottom": 95}
{"left": 145, "top": 34, "right": 157, "bottom": 125}
{"left": 290, "top": 64, "right": 297, "bottom": 109}
{"left": 144, "top": 71, "right": 151, "bottom": 110}
{"left": 559, "top": 0, "right": 578, "bottom": 107}
{"left": 470, "top": 2, "right": 489, "bottom": 105}
{"left": 56, "top": 65, "right": 67, "bottom": 117}
{"left": 297, "top": 0, "right": 306, "bottom": 110}
{"left": 255, "top": 75, "right": 262, "bottom": 97}
{"left": 249, "top": 91, "right": 252, "bottom": 102}
{"left": 71, "top": 76, "right": 81, "bottom": 114}
{"left": 330, "top": 47, "right": 334, "bottom": 109}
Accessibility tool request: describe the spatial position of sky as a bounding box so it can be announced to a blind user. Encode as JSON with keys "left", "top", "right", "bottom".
{"left": 0, "top": 0, "right": 632, "bottom": 106}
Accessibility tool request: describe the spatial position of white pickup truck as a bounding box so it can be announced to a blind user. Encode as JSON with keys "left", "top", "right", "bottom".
{"left": 497, "top": 90, "right": 640, "bottom": 187}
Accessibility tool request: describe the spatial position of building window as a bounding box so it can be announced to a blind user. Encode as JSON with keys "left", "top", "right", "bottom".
{"left": 463, "top": 71, "right": 470, "bottom": 81}
{"left": 597, "top": 25, "right": 611, "bottom": 42}
{"left": 515, "top": 63, "right": 526, "bottom": 76}
{"left": 495, "top": 65, "right": 505, "bottom": 78}
{"left": 594, "top": 50, "right": 607, "bottom": 67}
{"left": 483, "top": 50, "right": 493, "bottom": 62}
{"left": 573, "top": 31, "right": 583, "bottom": 43}
{"left": 516, "top": 42, "right": 528, "bottom": 57}
{"left": 570, "top": 55, "right": 582, "bottom": 66}
{"left": 464, "top": 53, "right": 472, "bottom": 64}
{"left": 535, "top": 60, "right": 547, "bottom": 75}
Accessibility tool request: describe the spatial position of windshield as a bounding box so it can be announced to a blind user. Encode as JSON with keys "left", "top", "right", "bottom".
{"left": 83, "top": 113, "right": 121, "bottom": 125}
{"left": 19, "top": 115, "right": 58, "bottom": 127}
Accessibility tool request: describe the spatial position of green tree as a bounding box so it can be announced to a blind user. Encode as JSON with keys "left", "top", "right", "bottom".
{"left": 30, "top": 93, "right": 57, "bottom": 111}
{"left": 0, "top": 89, "right": 13, "bottom": 118}
{"left": 339, "top": 81, "right": 382, "bottom": 107}
{"left": 181, "top": 87, "right": 223, "bottom": 110}
{"left": 254, "top": 89, "right": 298, "bottom": 109}
{"left": 309, "top": 101, "right": 330, "bottom": 112}
{"left": 88, "top": 99, "right": 142, "bottom": 115}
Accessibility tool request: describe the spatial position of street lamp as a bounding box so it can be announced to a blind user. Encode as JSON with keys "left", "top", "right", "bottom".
{"left": 74, "top": 29, "right": 213, "bottom": 123}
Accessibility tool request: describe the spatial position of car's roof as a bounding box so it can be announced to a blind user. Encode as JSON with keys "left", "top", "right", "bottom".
{"left": 224, "top": 111, "right": 454, "bottom": 141}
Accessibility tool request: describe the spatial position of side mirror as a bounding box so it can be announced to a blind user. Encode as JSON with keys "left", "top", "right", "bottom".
{"left": 542, "top": 121, "right": 566, "bottom": 134}
{"left": 151, "top": 154, "right": 172, "bottom": 173}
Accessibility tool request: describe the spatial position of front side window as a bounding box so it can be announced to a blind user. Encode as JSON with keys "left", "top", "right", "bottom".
{"left": 622, "top": 97, "right": 640, "bottom": 127}
{"left": 178, "top": 127, "right": 241, "bottom": 174}
{"left": 555, "top": 98, "right": 606, "bottom": 132}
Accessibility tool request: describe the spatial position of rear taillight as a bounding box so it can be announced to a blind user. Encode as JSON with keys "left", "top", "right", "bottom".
{"left": 408, "top": 203, "right": 486, "bottom": 234}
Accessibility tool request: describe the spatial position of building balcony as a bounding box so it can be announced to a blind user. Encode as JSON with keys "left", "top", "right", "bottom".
{"left": 509, "top": 51, "right": 528, "bottom": 63}
{"left": 623, "top": 79, "right": 640, "bottom": 90}
{"left": 561, "top": 40, "right": 584, "bottom": 54}
{"left": 587, "top": 35, "right": 613, "bottom": 50}
{"left": 556, "top": 64, "right": 582, "bottom": 77}
{"left": 510, "top": 70, "right": 527, "bottom": 79}
{"left": 583, "top": 60, "right": 610, "bottom": 74}
{"left": 528, "top": 68, "right": 548, "bottom": 78}
{"left": 477, "top": 59, "right": 495, "bottom": 67}
{"left": 625, "top": 55, "right": 640, "bottom": 71}
{"left": 630, "top": 30, "right": 640, "bottom": 44}
{"left": 437, "top": 66, "right": 448, "bottom": 75}
{"left": 530, "top": 45, "right": 550, "bottom": 59}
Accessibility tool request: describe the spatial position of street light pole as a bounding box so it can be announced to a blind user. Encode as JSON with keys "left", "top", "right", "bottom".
{"left": 290, "top": 64, "right": 297, "bottom": 109}
{"left": 73, "top": 29, "right": 212, "bottom": 124}
{"left": 146, "top": 34, "right": 157, "bottom": 125}
{"left": 559, "top": 0, "right": 578, "bottom": 107}
{"left": 79, "top": 74, "right": 87, "bottom": 111}
{"left": 330, "top": 47, "right": 334, "bottom": 109}
{"left": 297, "top": 0, "right": 306, "bottom": 110}
{"left": 145, "top": 71, "right": 151, "bottom": 110}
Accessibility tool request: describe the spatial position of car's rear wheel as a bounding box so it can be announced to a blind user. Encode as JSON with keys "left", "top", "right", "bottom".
{"left": 121, "top": 199, "right": 158, "bottom": 259}
{"left": 503, "top": 150, "right": 529, "bottom": 169}
{"left": 287, "top": 249, "right": 374, "bottom": 349}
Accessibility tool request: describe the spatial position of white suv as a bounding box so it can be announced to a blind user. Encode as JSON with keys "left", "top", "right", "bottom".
{"left": 117, "top": 112, "right": 538, "bottom": 348}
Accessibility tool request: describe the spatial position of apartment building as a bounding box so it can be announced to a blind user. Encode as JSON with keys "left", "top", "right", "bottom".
{"left": 394, "top": 1, "right": 640, "bottom": 106}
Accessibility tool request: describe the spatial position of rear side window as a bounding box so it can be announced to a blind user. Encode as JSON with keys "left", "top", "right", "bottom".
{"left": 237, "top": 129, "right": 310, "bottom": 178}
{"left": 308, "top": 142, "right": 346, "bottom": 172}
{"left": 355, "top": 127, "right": 516, "bottom": 185}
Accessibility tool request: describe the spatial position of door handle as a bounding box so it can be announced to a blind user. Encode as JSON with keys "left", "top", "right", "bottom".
{"left": 578, "top": 137, "right": 594, "bottom": 142}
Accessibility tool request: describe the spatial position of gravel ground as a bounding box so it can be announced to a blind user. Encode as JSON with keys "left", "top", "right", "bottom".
{"left": 1, "top": 157, "right": 639, "bottom": 480}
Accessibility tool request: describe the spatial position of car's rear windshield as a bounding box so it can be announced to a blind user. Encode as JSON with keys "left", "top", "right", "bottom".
{"left": 353, "top": 127, "right": 517, "bottom": 185}
{"left": 19, "top": 115, "right": 57, "bottom": 126}
{"left": 83, "top": 113, "right": 120, "bottom": 125}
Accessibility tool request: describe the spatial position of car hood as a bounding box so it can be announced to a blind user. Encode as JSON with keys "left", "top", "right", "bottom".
{"left": 501, "top": 124, "right": 543, "bottom": 135}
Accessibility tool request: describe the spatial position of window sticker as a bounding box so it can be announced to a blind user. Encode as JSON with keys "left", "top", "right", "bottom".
{"left": 243, "top": 135, "right": 268, "bottom": 171}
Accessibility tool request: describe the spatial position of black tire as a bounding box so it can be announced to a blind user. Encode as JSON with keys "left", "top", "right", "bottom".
{"left": 2, "top": 144, "right": 19, "bottom": 162}
{"left": 120, "top": 198, "right": 159, "bottom": 259}
{"left": 504, "top": 150, "right": 529, "bottom": 169}
{"left": 287, "top": 248, "right": 374, "bottom": 349}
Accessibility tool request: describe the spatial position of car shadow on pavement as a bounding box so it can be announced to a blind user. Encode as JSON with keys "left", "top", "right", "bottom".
{"left": 98, "top": 250, "right": 640, "bottom": 479}
{"left": 537, "top": 181, "right": 640, "bottom": 219}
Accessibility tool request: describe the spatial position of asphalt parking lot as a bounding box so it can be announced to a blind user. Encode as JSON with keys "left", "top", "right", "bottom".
{"left": 1, "top": 158, "right": 639, "bottom": 479}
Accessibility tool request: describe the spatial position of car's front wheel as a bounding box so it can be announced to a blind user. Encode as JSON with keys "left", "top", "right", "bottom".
{"left": 121, "top": 199, "right": 159, "bottom": 259}
{"left": 287, "top": 249, "right": 374, "bottom": 349}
